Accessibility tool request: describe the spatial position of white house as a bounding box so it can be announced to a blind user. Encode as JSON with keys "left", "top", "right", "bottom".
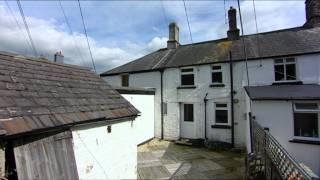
{"left": 101, "top": 0, "right": 320, "bottom": 175}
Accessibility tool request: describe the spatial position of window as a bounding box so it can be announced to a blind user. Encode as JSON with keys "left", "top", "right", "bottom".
{"left": 184, "top": 104, "right": 194, "bottom": 122}
{"left": 215, "top": 103, "right": 228, "bottom": 124}
{"left": 181, "top": 68, "right": 194, "bottom": 86}
{"left": 212, "top": 65, "right": 223, "bottom": 84}
{"left": 121, "top": 74, "right": 129, "bottom": 87}
{"left": 293, "top": 103, "right": 319, "bottom": 139}
{"left": 274, "top": 58, "right": 296, "bottom": 81}
{"left": 163, "top": 102, "right": 167, "bottom": 115}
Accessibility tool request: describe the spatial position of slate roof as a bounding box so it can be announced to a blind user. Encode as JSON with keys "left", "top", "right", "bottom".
{"left": 0, "top": 51, "right": 139, "bottom": 138}
{"left": 245, "top": 84, "right": 320, "bottom": 100}
{"left": 101, "top": 26, "right": 320, "bottom": 76}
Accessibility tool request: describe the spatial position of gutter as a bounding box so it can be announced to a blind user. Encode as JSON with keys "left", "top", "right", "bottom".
{"left": 229, "top": 51, "right": 235, "bottom": 148}
{"left": 204, "top": 93, "right": 208, "bottom": 140}
{"left": 0, "top": 115, "right": 138, "bottom": 141}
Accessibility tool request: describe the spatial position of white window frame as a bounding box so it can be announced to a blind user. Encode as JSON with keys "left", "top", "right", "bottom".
{"left": 274, "top": 57, "right": 298, "bottom": 82}
{"left": 214, "top": 103, "right": 230, "bottom": 125}
{"left": 292, "top": 102, "right": 320, "bottom": 141}
{"left": 211, "top": 65, "right": 223, "bottom": 84}
{"left": 180, "top": 67, "right": 195, "bottom": 86}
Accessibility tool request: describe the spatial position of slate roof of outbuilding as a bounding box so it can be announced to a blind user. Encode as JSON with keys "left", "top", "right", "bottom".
{"left": 101, "top": 26, "right": 320, "bottom": 76}
{"left": 245, "top": 84, "right": 320, "bottom": 100}
{"left": 0, "top": 51, "right": 139, "bottom": 138}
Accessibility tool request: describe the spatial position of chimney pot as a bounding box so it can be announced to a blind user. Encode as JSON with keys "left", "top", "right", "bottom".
{"left": 167, "top": 22, "right": 180, "bottom": 49}
{"left": 227, "top": 7, "right": 240, "bottom": 40}
{"left": 54, "top": 51, "right": 64, "bottom": 63}
{"left": 304, "top": 0, "right": 320, "bottom": 27}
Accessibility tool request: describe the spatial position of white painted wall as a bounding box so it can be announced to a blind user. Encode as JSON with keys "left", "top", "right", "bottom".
{"left": 122, "top": 94, "right": 155, "bottom": 144}
{"left": 72, "top": 121, "right": 137, "bottom": 179}
{"left": 252, "top": 100, "right": 320, "bottom": 175}
{"left": 103, "top": 54, "right": 320, "bottom": 148}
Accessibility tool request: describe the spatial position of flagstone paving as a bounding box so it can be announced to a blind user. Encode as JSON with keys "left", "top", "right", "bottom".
{"left": 138, "top": 139, "right": 245, "bottom": 179}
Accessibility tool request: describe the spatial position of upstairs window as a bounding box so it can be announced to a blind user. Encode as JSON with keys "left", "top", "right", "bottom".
{"left": 121, "top": 74, "right": 129, "bottom": 87}
{"left": 215, "top": 103, "right": 229, "bottom": 125}
{"left": 293, "top": 103, "right": 319, "bottom": 139}
{"left": 274, "top": 58, "right": 296, "bottom": 82}
{"left": 211, "top": 65, "right": 223, "bottom": 84}
{"left": 184, "top": 104, "right": 194, "bottom": 122}
{"left": 181, "top": 68, "right": 194, "bottom": 86}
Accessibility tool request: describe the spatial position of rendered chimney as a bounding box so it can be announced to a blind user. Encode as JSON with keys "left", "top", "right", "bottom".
{"left": 227, "top": 7, "right": 240, "bottom": 40}
{"left": 167, "top": 22, "right": 180, "bottom": 49}
{"left": 304, "top": 0, "right": 320, "bottom": 27}
{"left": 54, "top": 51, "right": 64, "bottom": 63}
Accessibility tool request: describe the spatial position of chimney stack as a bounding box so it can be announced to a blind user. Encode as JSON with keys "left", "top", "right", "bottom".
{"left": 304, "top": 0, "right": 320, "bottom": 27}
{"left": 54, "top": 51, "right": 64, "bottom": 63}
{"left": 227, "top": 7, "right": 240, "bottom": 40}
{"left": 167, "top": 22, "right": 179, "bottom": 49}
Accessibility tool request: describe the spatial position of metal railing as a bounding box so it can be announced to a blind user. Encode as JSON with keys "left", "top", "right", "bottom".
{"left": 250, "top": 121, "right": 318, "bottom": 180}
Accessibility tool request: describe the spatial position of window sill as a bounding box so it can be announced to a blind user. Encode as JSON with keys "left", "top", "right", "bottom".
{"left": 210, "top": 84, "right": 225, "bottom": 88}
{"left": 211, "top": 125, "right": 231, "bottom": 129}
{"left": 272, "top": 81, "right": 302, "bottom": 85}
{"left": 177, "top": 86, "right": 196, "bottom": 89}
{"left": 289, "top": 139, "right": 320, "bottom": 145}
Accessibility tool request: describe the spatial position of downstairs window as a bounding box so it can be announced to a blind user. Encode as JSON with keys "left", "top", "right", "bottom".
{"left": 293, "top": 103, "right": 319, "bottom": 139}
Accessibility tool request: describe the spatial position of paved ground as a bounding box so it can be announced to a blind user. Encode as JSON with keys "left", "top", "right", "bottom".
{"left": 138, "top": 139, "right": 245, "bottom": 179}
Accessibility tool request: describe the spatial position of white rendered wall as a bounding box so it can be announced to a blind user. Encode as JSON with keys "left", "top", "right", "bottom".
{"left": 252, "top": 101, "right": 320, "bottom": 175}
{"left": 122, "top": 94, "right": 155, "bottom": 144}
{"left": 103, "top": 54, "right": 320, "bottom": 147}
{"left": 72, "top": 121, "right": 137, "bottom": 179}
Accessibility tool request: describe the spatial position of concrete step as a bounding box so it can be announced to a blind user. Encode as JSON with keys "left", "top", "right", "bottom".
{"left": 174, "top": 138, "right": 192, "bottom": 146}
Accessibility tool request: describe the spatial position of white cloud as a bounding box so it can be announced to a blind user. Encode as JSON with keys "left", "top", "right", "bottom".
{"left": 146, "top": 37, "right": 168, "bottom": 52}
{"left": 0, "top": 4, "right": 166, "bottom": 73}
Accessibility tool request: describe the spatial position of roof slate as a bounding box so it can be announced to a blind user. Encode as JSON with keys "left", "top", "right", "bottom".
{"left": 0, "top": 52, "right": 139, "bottom": 138}
{"left": 101, "top": 26, "right": 320, "bottom": 76}
{"left": 245, "top": 84, "right": 320, "bottom": 100}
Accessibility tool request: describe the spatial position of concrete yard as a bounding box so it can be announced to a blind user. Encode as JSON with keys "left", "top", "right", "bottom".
{"left": 138, "top": 139, "right": 245, "bottom": 179}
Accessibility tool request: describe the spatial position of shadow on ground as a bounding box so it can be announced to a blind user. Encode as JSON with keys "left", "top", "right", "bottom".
{"left": 138, "top": 139, "right": 245, "bottom": 179}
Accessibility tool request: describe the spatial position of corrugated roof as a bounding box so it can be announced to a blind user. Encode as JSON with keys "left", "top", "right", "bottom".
{"left": 101, "top": 26, "right": 320, "bottom": 76}
{"left": 245, "top": 84, "right": 320, "bottom": 100}
{"left": 0, "top": 51, "right": 139, "bottom": 138}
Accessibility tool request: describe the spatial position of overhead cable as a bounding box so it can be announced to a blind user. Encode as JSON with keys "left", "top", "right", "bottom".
{"left": 77, "top": 0, "right": 97, "bottom": 73}
{"left": 182, "top": 0, "right": 193, "bottom": 44}
{"left": 16, "top": 0, "right": 38, "bottom": 57}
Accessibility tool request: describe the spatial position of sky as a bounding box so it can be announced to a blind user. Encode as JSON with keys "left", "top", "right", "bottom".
{"left": 0, "top": 0, "right": 306, "bottom": 73}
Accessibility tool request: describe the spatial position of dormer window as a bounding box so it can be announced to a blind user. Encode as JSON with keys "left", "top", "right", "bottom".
{"left": 181, "top": 68, "right": 194, "bottom": 86}
{"left": 121, "top": 74, "right": 129, "bottom": 87}
{"left": 274, "top": 58, "right": 296, "bottom": 82}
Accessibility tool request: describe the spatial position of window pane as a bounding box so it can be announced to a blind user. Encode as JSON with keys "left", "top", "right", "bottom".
{"left": 295, "top": 103, "right": 318, "bottom": 110}
{"left": 212, "top": 72, "right": 222, "bottom": 83}
{"left": 121, "top": 74, "right": 129, "bottom": 87}
{"left": 181, "top": 68, "right": 193, "bottom": 72}
{"left": 163, "top": 102, "right": 167, "bottom": 115}
{"left": 294, "top": 113, "right": 318, "bottom": 137}
{"left": 274, "top": 59, "right": 283, "bottom": 64}
{"left": 286, "top": 58, "right": 295, "bottom": 63}
{"left": 216, "top": 103, "right": 227, "bottom": 108}
{"left": 184, "top": 104, "right": 194, "bottom": 122}
{"left": 212, "top": 66, "right": 221, "bottom": 70}
{"left": 275, "top": 65, "right": 284, "bottom": 81}
{"left": 216, "top": 110, "right": 228, "bottom": 124}
{"left": 286, "top": 64, "right": 296, "bottom": 80}
{"left": 181, "top": 74, "right": 194, "bottom": 85}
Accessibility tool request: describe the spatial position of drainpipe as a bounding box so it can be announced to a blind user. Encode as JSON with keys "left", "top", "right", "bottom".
{"left": 160, "top": 69, "right": 164, "bottom": 139}
{"left": 229, "top": 51, "right": 235, "bottom": 148}
{"left": 204, "top": 93, "right": 208, "bottom": 140}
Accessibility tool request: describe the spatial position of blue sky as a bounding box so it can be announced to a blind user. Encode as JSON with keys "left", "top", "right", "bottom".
{"left": 0, "top": 1, "right": 305, "bottom": 73}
